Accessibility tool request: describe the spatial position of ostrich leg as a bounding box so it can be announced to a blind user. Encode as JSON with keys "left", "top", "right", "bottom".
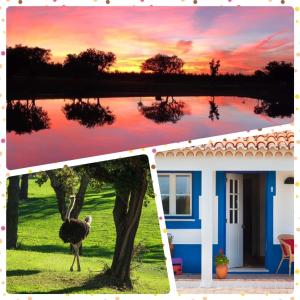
{"left": 76, "top": 242, "right": 82, "bottom": 272}
{"left": 70, "top": 244, "right": 77, "bottom": 272}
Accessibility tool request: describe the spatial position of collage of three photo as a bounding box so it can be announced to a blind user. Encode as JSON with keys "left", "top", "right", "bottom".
{"left": 1, "top": 1, "right": 298, "bottom": 298}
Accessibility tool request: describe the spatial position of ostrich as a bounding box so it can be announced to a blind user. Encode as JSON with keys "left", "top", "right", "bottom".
{"left": 59, "top": 195, "right": 92, "bottom": 272}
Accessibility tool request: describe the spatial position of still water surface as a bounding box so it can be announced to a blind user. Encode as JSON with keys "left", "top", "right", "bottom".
{"left": 7, "top": 96, "right": 292, "bottom": 169}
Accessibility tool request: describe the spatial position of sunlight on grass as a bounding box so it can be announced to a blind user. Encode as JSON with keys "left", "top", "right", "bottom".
{"left": 7, "top": 179, "right": 169, "bottom": 294}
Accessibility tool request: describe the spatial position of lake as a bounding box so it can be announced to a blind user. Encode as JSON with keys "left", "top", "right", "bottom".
{"left": 7, "top": 96, "right": 293, "bottom": 169}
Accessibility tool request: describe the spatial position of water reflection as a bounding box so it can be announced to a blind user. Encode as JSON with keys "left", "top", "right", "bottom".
{"left": 62, "top": 98, "right": 115, "bottom": 128}
{"left": 208, "top": 96, "right": 220, "bottom": 121}
{"left": 7, "top": 95, "right": 293, "bottom": 169}
{"left": 7, "top": 100, "right": 50, "bottom": 134}
{"left": 254, "top": 98, "right": 293, "bottom": 119}
{"left": 137, "top": 96, "right": 186, "bottom": 124}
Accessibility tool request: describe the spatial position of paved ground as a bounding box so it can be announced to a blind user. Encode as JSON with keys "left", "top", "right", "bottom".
{"left": 176, "top": 274, "right": 294, "bottom": 294}
{"left": 177, "top": 287, "right": 293, "bottom": 294}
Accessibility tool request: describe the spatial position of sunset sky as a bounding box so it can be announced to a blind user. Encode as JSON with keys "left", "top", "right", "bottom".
{"left": 7, "top": 6, "right": 294, "bottom": 74}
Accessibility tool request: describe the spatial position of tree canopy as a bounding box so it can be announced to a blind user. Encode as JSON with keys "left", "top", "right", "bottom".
{"left": 141, "top": 54, "right": 184, "bottom": 74}
{"left": 63, "top": 48, "right": 116, "bottom": 75}
{"left": 7, "top": 44, "right": 51, "bottom": 76}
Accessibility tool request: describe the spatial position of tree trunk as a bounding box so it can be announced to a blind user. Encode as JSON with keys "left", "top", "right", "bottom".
{"left": 110, "top": 188, "right": 130, "bottom": 272}
{"left": 7, "top": 176, "right": 21, "bottom": 249}
{"left": 70, "top": 173, "right": 90, "bottom": 219}
{"left": 20, "top": 174, "right": 29, "bottom": 200}
{"left": 108, "top": 168, "right": 148, "bottom": 288}
{"left": 46, "top": 170, "right": 67, "bottom": 221}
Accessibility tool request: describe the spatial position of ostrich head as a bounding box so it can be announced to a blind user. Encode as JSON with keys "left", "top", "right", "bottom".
{"left": 65, "top": 195, "right": 76, "bottom": 221}
{"left": 84, "top": 216, "right": 92, "bottom": 227}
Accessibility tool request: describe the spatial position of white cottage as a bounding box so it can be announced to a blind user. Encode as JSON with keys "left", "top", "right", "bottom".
{"left": 156, "top": 130, "right": 294, "bottom": 287}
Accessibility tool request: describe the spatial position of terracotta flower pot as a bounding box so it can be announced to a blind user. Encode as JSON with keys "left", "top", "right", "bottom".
{"left": 216, "top": 264, "right": 228, "bottom": 279}
{"left": 169, "top": 242, "right": 174, "bottom": 255}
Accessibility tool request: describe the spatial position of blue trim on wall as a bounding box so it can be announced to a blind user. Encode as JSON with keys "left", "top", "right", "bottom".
{"left": 216, "top": 171, "right": 226, "bottom": 254}
{"left": 159, "top": 171, "right": 202, "bottom": 229}
{"left": 265, "top": 171, "right": 276, "bottom": 271}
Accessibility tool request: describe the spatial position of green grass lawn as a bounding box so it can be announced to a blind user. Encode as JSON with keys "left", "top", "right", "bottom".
{"left": 7, "top": 179, "right": 169, "bottom": 294}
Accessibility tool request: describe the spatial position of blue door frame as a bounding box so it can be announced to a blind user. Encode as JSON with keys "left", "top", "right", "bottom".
{"left": 214, "top": 171, "right": 283, "bottom": 274}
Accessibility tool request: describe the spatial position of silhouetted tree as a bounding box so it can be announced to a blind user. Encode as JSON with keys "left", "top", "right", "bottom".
{"left": 7, "top": 176, "right": 21, "bottom": 249}
{"left": 7, "top": 100, "right": 50, "bottom": 134}
{"left": 254, "top": 70, "right": 267, "bottom": 79}
{"left": 63, "top": 49, "right": 116, "bottom": 75}
{"left": 138, "top": 96, "right": 186, "bottom": 123}
{"left": 264, "top": 61, "right": 293, "bottom": 82}
{"left": 20, "top": 174, "right": 29, "bottom": 200}
{"left": 141, "top": 54, "right": 184, "bottom": 74}
{"left": 62, "top": 98, "right": 115, "bottom": 128}
{"left": 209, "top": 59, "right": 221, "bottom": 77}
{"left": 208, "top": 96, "right": 220, "bottom": 121}
{"left": 7, "top": 44, "right": 51, "bottom": 76}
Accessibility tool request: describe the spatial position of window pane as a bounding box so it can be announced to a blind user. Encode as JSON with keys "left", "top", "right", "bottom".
{"left": 234, "top": 210, "right": 238, "bottom": 224}
{"left": 176, "top": 195, "right": 191, "bottom": 215}
{"left": 234, "top": 195, "right": 238, "bottom": 209}
{"left": 235, "top": 180, "right": 238, "bottom": 193}
{"left": 176, "top": 175, "right": 190, "bottom": 194}
{"left": 230, "top": 179, "right": 233, "bottom": 193}
{"left": 230, "top": 210, "right": 233, "bottom": 223}
{"left": 162, "top": 195, "right": 169, "bottom": 214}
{"left": 158, "top": 175, "right": 169, "bottom": 194}
{"left": 230, "top": 195, "right": 233, "bottom": 209}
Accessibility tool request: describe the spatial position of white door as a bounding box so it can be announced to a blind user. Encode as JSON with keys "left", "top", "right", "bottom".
{"left": 226, "top": 173, "right": 244, "bottom": 268}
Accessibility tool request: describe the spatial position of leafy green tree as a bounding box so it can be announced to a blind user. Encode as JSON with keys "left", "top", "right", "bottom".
{"left": 36, "top": 166, "right": 90, "bottom": 220}
{"left": 89, "top": 155, "right": 150, "bottom": 289}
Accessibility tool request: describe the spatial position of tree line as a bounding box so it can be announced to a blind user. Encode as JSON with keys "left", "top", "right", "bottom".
{"left": 7, "top": 44, "right": 294, "bottom": 82}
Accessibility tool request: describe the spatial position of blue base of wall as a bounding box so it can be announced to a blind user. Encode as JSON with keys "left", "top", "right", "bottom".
{"left": 172, "top": 244, "right": 293, "bottom": 274}
{"left": 172, "top": 244, "right": 201, "bottom": 273}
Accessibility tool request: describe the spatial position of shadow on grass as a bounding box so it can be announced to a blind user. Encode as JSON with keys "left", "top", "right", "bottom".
{"left": 19, "top": 244, "right": 114, "bottom": 258}
{"left": 19, "top": 189, "right": 116, "bottom": 221}
{"left": 47, "top": 273, "right": 130, "bottom": 294}
{"left": 7, "top": 269, "right": 41, "bottom": 277}
{"left": 140, "top": 244, "right": 165, "bottom": 263}
{"left": 19, "top": 197, "right": 58, "bottom": 221}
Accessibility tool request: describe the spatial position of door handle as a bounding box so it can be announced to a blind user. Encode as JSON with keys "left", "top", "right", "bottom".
{"left": 242, "top": 224, "right": 245, "bottom": 229}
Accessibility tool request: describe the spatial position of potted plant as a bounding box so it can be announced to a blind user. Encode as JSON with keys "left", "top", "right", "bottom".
{"left": 167, "top": 233, "right": 174, "bottom": 255}
{"left": 215, "top": 249, "right": 229, "bottom": 279}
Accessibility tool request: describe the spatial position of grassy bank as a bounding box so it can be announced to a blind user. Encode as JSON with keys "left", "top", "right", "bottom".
{"left": 6, "top": 179, "right": 169, "bottom": 294}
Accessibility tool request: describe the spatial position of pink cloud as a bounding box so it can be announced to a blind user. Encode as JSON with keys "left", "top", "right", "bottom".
{"left": 176, "top": 40, "right": 193, "bottom": 54}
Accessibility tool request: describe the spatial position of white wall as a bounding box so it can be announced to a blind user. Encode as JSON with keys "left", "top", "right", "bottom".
{"left": 156, "top": 155, "right": 293, "bottom": 172}
{"left": 273, "top": 171, "right": 294, "bottom": 244}
{"left": 168, "top": 229, "right": 201, "bottom": 244}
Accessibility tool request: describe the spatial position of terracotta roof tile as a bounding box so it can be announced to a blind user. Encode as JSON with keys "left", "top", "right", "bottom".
{"left": 185, "top": 130, "right": 294, "bottom": 153}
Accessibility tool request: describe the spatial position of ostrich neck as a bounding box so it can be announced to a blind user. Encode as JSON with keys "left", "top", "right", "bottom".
{"left": 66, "top": 198, "right": 75, "bottom": 221}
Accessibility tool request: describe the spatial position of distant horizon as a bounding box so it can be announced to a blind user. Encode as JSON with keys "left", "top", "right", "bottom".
{"left": 7, "top": 6, "right": 294, "bottom": 74}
